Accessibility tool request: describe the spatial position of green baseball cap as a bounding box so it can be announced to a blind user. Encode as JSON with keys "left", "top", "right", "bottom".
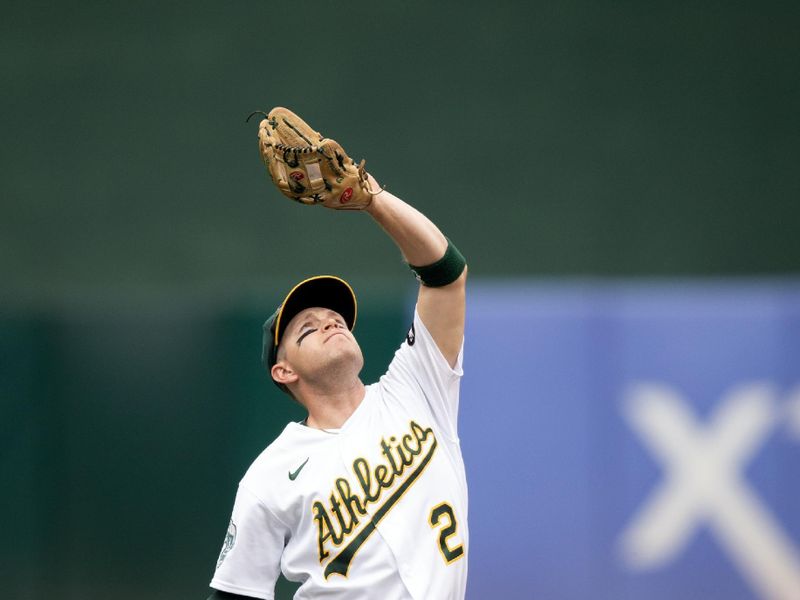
{"left": 262, "top": 275, "right": 358, "bottom": 391}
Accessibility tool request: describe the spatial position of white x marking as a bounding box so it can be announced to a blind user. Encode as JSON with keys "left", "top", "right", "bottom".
{"left": 619, "top": 382, "right": 800, "bottom": 600}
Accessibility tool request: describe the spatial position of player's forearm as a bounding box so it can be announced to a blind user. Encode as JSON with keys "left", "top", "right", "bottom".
{"left": 365, "top": 189, "right": 447, "bottom": 267}
{"left": 365, "top": 186, "right": 466, "bottom": 366}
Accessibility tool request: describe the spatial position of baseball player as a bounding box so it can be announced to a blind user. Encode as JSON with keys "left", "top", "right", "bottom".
{"left": 207, "top": 108, "right": 469, "bottom": 599}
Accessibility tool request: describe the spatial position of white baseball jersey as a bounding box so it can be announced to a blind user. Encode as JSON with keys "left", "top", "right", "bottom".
{"left": 210, "top": 308, "right": 469, "bottom": 599}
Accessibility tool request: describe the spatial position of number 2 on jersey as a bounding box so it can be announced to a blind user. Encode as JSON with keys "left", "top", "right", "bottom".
{"left": 429, "top": 502, "right": 464, "bottom": 564}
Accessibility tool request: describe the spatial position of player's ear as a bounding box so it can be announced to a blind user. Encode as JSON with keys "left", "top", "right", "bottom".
{"left": 271, "top": 361, "right": 299, "bottom": 387}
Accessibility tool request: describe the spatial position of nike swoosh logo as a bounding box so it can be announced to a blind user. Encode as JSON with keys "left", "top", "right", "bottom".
{"left": 288, "top": 458, "right": 309, "bottom": 481}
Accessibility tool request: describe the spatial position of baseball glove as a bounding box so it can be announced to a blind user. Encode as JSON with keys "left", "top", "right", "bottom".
{"left": 249, "top": 107, "right": 378, "bottom": 210}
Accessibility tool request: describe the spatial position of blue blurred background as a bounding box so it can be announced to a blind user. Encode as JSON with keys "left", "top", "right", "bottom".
{"left": 2, "top": 1, "right": 799, "bottom": 598}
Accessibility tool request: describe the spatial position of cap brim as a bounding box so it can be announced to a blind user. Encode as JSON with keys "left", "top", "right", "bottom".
{"left": 274, "top": 275, "right": 357, "bottom": 349}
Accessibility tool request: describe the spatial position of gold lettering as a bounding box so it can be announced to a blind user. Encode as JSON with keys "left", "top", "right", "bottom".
{"left": 329, "top": 494, "right": 352, "bottom": 539}
{"left": 410, "top": 421, "right": 433, "bottom": 446}
{"left": 313, "top": 420, "right": 438, "bottom": 564}
{"left": 335, "top": 477, "right": 364, "bottom": 525}
{"left": 374, "top": 464, "right": 394, "bottom": 487}
{"left": 402, "top": 432, "right": 420, "bottom": 459}
{"left": 380, "top": 438, "right": 400, "bottom": 473}
{"left": 312, "top": 501, "right": 335, "bottom": 561}
{"left": 353, "top": 458, "right": 380, "bottom": 504}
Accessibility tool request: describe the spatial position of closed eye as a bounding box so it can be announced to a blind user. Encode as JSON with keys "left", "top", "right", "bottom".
{"left": 296, "top": 328, "right": 317, "bottom": 346}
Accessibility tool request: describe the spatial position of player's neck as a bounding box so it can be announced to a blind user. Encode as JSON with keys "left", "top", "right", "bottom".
{"left": 302, "top": 379, "right": 366, "bottom": 430}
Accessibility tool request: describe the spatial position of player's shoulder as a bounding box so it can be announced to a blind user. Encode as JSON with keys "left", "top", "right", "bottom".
{"left": 382, "top": 309, "right": 463, "bottom": 379}
{"left": 402, "top": 307, "right": 454, "bottom": 355}
{"left": 239, "top": 420, "right": 338, "bottom": 487}
{"left": 237, "top": 423, "right": 297, "bottom": 479}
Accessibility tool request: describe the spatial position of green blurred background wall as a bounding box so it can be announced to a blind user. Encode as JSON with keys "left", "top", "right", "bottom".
{"left": 1, "top": 1, "right": 798, "bottom": 598}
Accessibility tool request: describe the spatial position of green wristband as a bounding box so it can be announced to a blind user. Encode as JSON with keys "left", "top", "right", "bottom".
{"left": 408, "top": 238, "right": 466, "bottom": 287}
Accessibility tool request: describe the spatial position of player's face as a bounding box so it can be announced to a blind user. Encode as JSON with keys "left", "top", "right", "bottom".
{"left": 279, "top": 307, "right": 363, "bottom": 383}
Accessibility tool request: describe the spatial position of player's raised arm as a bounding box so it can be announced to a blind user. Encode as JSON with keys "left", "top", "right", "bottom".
{"left": 364, "top": 176, "right": 467, "bottom": 367}
{"left": 250, "top": 107, "right": 466, "bottom": 365}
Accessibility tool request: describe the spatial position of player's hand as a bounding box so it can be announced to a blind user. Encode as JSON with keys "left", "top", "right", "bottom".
{"left": 250, "top": 107, "right": 377, "bottom": 210}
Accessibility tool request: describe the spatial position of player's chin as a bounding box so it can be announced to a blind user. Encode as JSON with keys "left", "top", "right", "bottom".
{"left": 327, "top": 342, "right": 364, "bottom": 372}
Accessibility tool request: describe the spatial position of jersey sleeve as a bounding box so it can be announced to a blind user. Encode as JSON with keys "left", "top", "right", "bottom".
{"left": 209, "top": 484, "right": 288, "bottom": 600}
{"left": 381, "top": 307, "right": 464, "bottom": 440}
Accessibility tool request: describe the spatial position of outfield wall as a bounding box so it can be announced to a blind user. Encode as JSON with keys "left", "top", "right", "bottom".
{"left": 3, "top": 280, "right": 799, "bottom": 598}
